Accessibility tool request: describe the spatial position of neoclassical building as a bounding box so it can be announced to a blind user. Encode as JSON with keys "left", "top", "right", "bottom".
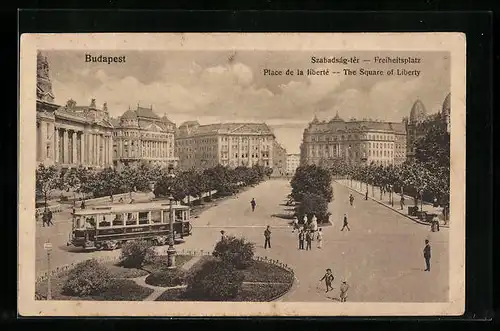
{"left": 175, "top": 121, "right": 276, "bottom": 170}
{"left": 111, "top": 106, "right": 178, "bottom": 170}
{"left": 300, "top": 113, "right": 407, "bottom": 167}
{"left": 36, "top": 52, "right": 114, "bottom": 169}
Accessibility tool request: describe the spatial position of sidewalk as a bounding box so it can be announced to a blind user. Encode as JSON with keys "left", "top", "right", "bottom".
{"left": 335, "top": 179, "right": 449, "bottom": 229}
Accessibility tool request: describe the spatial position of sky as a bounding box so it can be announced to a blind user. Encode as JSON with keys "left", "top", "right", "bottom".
{"left": 43, "top": 50, "right": 450, "bottom": 154}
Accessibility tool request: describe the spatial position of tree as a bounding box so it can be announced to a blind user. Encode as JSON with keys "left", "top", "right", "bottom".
{"left": 212, "top": 235, "right": 256, "bottom": 269}
{"left": 291, "top": 164, "right": 333, "bottom": 202}
{"left": 414, "top": 118, "right": 450, "bottom": 170}
{"left": 294, "top": 192, "right": 329, "bottom": 224}
{"left": 35, "top": 164, "right": 61, "bottom": 208}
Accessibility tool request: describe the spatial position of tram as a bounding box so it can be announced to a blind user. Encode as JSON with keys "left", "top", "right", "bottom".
{"left": 67, "top": 202, "right": 193, "bottom": 250}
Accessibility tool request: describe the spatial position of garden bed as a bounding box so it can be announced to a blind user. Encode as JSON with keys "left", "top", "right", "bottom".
{"left": 155, "top": 283, "right": 290, "bottom": 302}
{"left": 36, "top": 273, "right": 153, "bottom": 301}
{"left": 241, "top": 261, "right": 294, "bottom": 283}
{"left": 154, "top": 258, "right": 294, "bottom": 302}
{"left": 34, "top": 255, "right": 193, "bottom": 301}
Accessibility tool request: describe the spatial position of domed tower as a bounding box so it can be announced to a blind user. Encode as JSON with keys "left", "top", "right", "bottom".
{"left": 409, "top": 99, "right": 427, "bottom": 124}
{"left": 406, "top": 99, "right": 427, "bottom": 159}
{"left": 441, "top": 93, "right": 451, "bottom": 131}
{"left": 37, "top": 51, "right": 55, "bottom": 103}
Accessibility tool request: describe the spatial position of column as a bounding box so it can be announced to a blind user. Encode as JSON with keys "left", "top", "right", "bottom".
{"left": 63, "top": 129, "right": 69, "bottom": 164}
{"left": 108, "top": 136, "right": 113, "bottom": 165}
{"left": 72, "top": 131, "right": 77, "bottom": 166}
{"left": 90, "top": 134, "right": 95, "bottom": 165}
{"left": 80, "top": 132, "right": 85, "bottom": 164}
{"left": 95, "top": 134, "right": 98, "bottom": 165}
{"left": 40, "top": 122, "right": 47, "bottom": 161}
{"left": 54, "top": 127, "right": 59, "bottom": 164}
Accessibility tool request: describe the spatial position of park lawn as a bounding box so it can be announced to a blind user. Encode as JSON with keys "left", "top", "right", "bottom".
{"left": 142, "top": 254, "right": 193, "bottom": 273}
{"left": 155, "top": 283, "right": 290, "bottom": 302}
{"left": 241, "top": 261, "right": 295, "bottom": 284}
{"left": 35, "top": 271, "right": 153, "bottom": 301}
{"left": 101, "top": 262, "right": 149, "bottom": 278}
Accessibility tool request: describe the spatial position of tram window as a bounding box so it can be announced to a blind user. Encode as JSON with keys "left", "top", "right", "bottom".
{"left": 86, "top": 217, "right": 96, "bottom": 228}
{"left": 74, "top": 216, "right": 85, "bottom": 229}
{"left": 126, "top": 213, "right": 137, "bottom": 226}
{"left": 162, "top": 211, "right": 171, "bottom": 224}
{"left": 151, "top": 210, "right": 162, "bottom": 223}
{"left": 175, "top": 211, "right": 183, "bottom": 222}
{"left": 112, "top": 214, "right": 124, "bottom": 226}
{"left": 99, "top": 215, "right": 111, "bottom": 228}
{"left": 139, "top": 212, "right": 149, "bottom": 225}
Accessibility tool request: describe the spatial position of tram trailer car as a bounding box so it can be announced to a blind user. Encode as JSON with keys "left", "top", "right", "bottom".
{"left": 68, "top": 202, "right": 193, "bottom": 250}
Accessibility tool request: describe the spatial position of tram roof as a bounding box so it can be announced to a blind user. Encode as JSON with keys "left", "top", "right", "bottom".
{"left": 74, "top": 202, "right": 189, "bottom": 215}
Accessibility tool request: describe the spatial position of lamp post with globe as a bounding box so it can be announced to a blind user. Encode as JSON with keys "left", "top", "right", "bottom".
{"left": 166, "top": 164, "right": 177, "bottom": 269}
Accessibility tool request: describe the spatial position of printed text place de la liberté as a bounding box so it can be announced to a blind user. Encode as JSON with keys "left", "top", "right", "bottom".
{"left": 263, "top": 55, "right": 422, "bottom": 77}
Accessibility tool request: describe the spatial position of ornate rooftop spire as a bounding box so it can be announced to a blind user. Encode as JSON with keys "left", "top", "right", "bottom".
{"left": 36, "top": 51, "right": 55, "bottom": 102}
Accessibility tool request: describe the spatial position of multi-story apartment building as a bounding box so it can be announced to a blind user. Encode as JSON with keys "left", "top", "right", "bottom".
{"left": 36, "top": 51, "right": 114, "bottom": 169}
{"left": 272, "top": 141, "right": 287, "bottom": 177}
{"left": 300, "top": 112, "right": 407, "bottom": 167}
{"left": 111, "top": 106, "right": 178, "bottom": 170}
{"left": 175, "top": 121, "right": 276, "bottom": 170}
{"left": 286, "top": 154, "right": 301, "bottom": 176}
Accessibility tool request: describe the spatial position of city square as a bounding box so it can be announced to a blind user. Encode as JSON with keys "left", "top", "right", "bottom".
{"left": 30, "top": 47, "right": 453, "bottom": 305}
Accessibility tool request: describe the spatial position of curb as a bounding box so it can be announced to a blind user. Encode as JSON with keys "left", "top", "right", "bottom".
{"left": 334, "top": 180, "right": 450, "bottom": 229}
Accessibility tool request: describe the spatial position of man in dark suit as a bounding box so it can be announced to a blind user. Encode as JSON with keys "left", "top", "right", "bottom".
{"left": 423, "top": 239, "right": 431, "bottom": 271}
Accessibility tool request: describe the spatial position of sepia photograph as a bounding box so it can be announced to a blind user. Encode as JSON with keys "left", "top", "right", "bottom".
{"left": 19, "top": 33, "right": 466, "bottom": 316}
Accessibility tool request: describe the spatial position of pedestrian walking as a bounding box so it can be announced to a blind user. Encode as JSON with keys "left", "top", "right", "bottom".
{"left": 319, "top": 268, "right": 334, "bottom": 293}
{"left": 317, "top": 228, "right": 323, "bottom": 248}
{"left": 341, "top": 213, "right": 350, "bottom": 231}
{"left": 400, "top": 195, "right": 405, "bottom": 210}
{"left": 305, "top": 230, "right": 313, "bottom": 250}
{"left": 298, "top": 229, "right": 305, "bottom": 250}
{"left": 220, "top": 230, "right": 227, "bottom": 242}
{"left": 251, "top": 198, "right": 256, "bottom": 212}
{"left": 431, "top": 214, "right": 440, "bottom": 232}
{"left": 47, "top": 210, "right": 54, "bottom": 226}
{"left": 264, "top": 225, "right": 271, "bottom": 249}
{"left": 42, "top": 209, "right": 49, "bottom": 227}
{"left": 80, "top": 200, "right": 86, "bottom": 209}
{"left": 349, "top": 194, "right": 354, "bottom": 206}
{"left": 339, "top": 281, "right": 349, "bottom": 302}
{"left": 423, "top": 239, "right": 431, "bottom": 271}
{"left": 365, "top": 191, "right": 368, "bottom": 200}
{"left": 292, "top": 216, "right": 299, "bottom": 233}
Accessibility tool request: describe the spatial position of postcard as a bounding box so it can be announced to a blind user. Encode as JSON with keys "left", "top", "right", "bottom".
{"left": 19, "top": 32, "right": 465, "bottom": 316}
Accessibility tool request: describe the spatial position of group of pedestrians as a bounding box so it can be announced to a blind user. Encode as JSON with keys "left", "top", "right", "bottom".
{"left": 40, "top": 209, "right": 54, "bottom": 227}
{"left": 319, "top": 268, "right": 350, "bottom": 302}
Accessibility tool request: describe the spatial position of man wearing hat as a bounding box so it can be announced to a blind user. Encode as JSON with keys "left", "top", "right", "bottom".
{"left": 319, "top": 268, "right": 334, "bottom": 293}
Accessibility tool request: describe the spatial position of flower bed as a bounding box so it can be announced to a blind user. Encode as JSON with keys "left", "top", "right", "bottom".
{"left": 241, "top": 261, "right": 294, "bottom": 283}
{"left": 154, "top": 257, "right": 294, "bottom": 302}
{"left": 145, "top": 268, "right": 186, "bottom": 287}
{"left": 155, "top": 283, "right": 290, "bottom": 302}
{"left": 102, "top": 262, "right": 149, "bottom": 279}
{"left": 36, "top": 271, "right": 153, "bottom": 301}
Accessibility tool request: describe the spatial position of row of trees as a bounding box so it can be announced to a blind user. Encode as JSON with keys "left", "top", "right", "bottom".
{"left": 36, "top": 162, "right": 273, "bottom": 207}
{"left": 290, "top": 164, "right": 333, "bottom": 224}
{"left": 329, "top": 115, "right": 451, "bottom": 209}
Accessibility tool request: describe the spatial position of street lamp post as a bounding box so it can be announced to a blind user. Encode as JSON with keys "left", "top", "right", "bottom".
{"left": 166, "top": 164, "right": 176, "bottom": 269}
{"left": 167, "top": 193, "right": 176, "bottom": 268}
